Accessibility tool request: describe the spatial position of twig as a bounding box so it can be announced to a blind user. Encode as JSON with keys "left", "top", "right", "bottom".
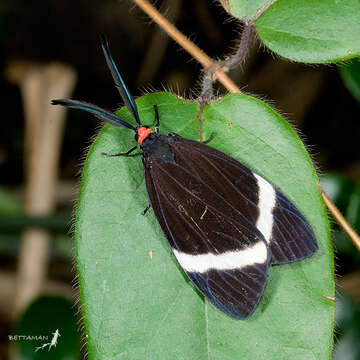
{"left": 137, "top": 0, "right": 182, "bottom": 85}
{"left": 133, "top": 0, "right": 360, "bottom": 249}
{"left": 319, "top": 185, "right": 360, "bottom": 250}
{"left": 133, "top": 0, "right": 241, "bottom": 93}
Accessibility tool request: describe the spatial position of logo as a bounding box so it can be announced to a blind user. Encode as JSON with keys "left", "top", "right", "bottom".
{"left": 35, "top": 329, "right": 61, "bottom": 352}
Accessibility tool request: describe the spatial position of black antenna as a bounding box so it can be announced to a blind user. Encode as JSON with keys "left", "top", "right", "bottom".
{"left": 100, "top": 34, "right": 141, "bottom": 126}
{"left": 51, "top": 99, "right": 136, "bottom": 131}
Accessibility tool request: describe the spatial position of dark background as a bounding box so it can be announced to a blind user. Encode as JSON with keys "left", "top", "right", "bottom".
{"left": 0, "top": 0, "right": 359, "bottom": 359}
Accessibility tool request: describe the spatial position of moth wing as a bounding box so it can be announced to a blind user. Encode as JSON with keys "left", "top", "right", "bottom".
{"left": 171, "top": 137, "right": 318, "bottom": 265}
{"left": 144, "top": 135, "right": 318, "bottom": 318}
{"left": 144, "top": 146, "right": 270, "bottom": 319}
{"left": 267, "top": 188, "right": 318, "bottom": 264}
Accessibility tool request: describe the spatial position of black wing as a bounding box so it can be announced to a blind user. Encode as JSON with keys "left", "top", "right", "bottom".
{"left": 144, "top": 135, "right": 317, "bottom": 319}
{"left": 144, "top": 136, "right": 271, "bottom": 319}
{"left": 168, "top": 136, "right": 318, "bottom": 265}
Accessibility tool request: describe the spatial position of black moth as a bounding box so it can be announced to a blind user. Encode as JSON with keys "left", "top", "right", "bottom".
{"left": 52, "top": 35, "right": 318, "bottom": 319}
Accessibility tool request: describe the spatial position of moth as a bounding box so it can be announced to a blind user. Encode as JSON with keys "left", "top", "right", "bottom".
{"left": 52, "top": 35, "right": 318, "bottom": 319}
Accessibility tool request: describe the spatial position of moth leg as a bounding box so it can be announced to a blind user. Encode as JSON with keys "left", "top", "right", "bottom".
{"left": 154, "top": 105, "right": 160, "bottom": 134}
{"left": 141, "top": 203, "right": 152, "bottom": 216}
{"left": 102, "top": 145, "right": 139, "bottom": 157}
{"left": 202, "top": 132, "right": 216, "bottom": 144}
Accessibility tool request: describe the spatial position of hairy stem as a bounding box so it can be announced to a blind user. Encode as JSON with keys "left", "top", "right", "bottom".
{"left": 222, "top": 24, "right": 255, "bottom": 70}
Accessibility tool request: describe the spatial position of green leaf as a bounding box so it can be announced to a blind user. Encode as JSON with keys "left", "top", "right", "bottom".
{"left": 339, "top": 59, "right": 360, "bottom": 102}
{"left": 255, "top": 0, "right": 360, "bottom": 63}
{"left": 75, "top": 92, "right": 334, "bottom": 359}
{"left": 219, "top": 0, "right": 269, "bottom": 18}
{"left": 15, "top": 296, "right": 80, "bottom": 360}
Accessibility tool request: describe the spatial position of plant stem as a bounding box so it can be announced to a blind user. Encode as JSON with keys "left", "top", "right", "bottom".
{"left": 319, "top": 185, "right": 360, "bottom": 250}
{"left": 133, "top": 0, "right": 360, "bottom": 250}
{"left": 222, "top": 24, "right": 255, "bottom": 70}
{"left": 252, "top": 0, "right": 277, "bottom": 22}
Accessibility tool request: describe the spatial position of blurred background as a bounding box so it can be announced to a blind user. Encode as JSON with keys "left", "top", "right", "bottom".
{"left": 0, "top": 0, "right": 359, "bottom": 359}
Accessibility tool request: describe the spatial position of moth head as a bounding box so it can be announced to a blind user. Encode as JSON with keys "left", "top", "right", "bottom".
{"left": 135, "top": 126, "right": 153, "bottom": 144}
